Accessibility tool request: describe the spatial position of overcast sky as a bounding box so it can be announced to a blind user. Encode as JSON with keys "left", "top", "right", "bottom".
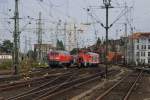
{"left": 0, "top": 0, "right": 150, "bottom": 52}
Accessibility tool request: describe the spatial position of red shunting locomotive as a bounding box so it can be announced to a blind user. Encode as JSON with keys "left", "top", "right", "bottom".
{"left": 75, "top": 51, "right": 100, "bottom": 67}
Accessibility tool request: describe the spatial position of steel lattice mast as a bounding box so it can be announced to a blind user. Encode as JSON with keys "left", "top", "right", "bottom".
{"left": 13, "top": 0, "right": 20, "bottom": 74}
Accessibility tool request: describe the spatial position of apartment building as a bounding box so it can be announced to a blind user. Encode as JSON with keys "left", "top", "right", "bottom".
{"left": 127, "top": 32, "right": 150, "bottom": 65}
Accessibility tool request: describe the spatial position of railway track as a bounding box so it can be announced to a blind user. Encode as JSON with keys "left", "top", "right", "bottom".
{"left": 0, "top": 68, "right": 79, "bottom": 92}
{"left": 31, "top": 72, "right": 104, "bottom": 100}
{"left": 36, "top": 70, "right": 118, "bottom": 100}
{"left": 7, "top": 71, "right": 75, "bottom": 100}
{"left": 33, "top": 70, "right": 116, "bottom": 100}
{"left": 0, "top": 67, "right": 74, "bottom": 85}
{"left": 95, "top": 70, "right": 143, "bottom": 100}
{"left": 0, "top": 67, "right": 53, "bottom": 84}
{"left": 0, "top": 67, "right": 103, "bottom": 99}
{"left": 0, "top": 72, "right": 64, "bottom": 92}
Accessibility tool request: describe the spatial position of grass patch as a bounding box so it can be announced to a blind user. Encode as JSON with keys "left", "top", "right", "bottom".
{"left": 0, "top": 60, "right": 12, "bottom": 70}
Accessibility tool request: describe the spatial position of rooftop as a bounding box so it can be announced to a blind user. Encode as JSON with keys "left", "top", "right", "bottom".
{"left": 129, "top": 32, "right": 150, "bottom": 39}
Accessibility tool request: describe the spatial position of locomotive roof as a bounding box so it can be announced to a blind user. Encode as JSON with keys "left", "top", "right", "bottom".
{"left": 49, "top": 50, "right": 70, "bottom": 54}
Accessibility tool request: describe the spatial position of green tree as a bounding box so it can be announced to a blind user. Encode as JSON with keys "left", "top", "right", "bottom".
{"left": 27, "top": 50, "right": 37, "bottom": 60}
{"left": 70, "top": 48, "right": 78, "bottom": 55}
{"left": 96, "top": 38, "right": 101, "bottom": 45}
{"left": 56, "top": 40, "right": 65, "bottom": 50}
{"left": 0, "top": 40, "right": 13, "bottom": 53}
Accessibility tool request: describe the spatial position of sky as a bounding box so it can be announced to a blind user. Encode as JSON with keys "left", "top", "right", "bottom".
{"left": 0, "top": 0, "right": 150, "bottom": 52}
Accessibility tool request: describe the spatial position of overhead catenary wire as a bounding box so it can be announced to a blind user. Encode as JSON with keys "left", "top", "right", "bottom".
{"left": 109, "top": 6, "right": 133, "bottom": 28}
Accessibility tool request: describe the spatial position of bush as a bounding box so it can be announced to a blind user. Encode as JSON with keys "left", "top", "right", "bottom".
{"left": 0, "top": 59, "right": 48, "bottom": 70}
{"left": 20, "top": 59, "right": 47, "bottom": 70}
{"left": 0, "top": 60, "right": 12, "bottom": 70}
{"left": 31, "top": 62, "right": 48, "bottom": 68}
{"left": 20, "top": 60, "right": 48, "bottom": 76}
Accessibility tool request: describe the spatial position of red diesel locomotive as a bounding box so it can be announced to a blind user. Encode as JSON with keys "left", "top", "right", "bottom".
{"left": 47, "top": 50, "right": 73, "bottom": 67}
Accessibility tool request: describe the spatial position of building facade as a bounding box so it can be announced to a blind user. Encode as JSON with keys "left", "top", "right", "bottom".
{"left": 0, "top": 53, "right": 12, "bottom": 63}
{"left": 0, "top": 54, "right": 12, "bottom": 60}
{"left": 127, "top": 33, "right": 150, "bottom": 65}
{"left": 34, "top": 44, "right": 54, "bottom": 62}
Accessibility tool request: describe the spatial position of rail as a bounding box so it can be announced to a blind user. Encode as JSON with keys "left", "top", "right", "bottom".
{"left": 96, "top": 70, "right": 143, "bottom": 100}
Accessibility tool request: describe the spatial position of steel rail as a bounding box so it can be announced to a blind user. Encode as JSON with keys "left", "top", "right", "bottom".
{"left": 37, "top": 70, "right": 117, "bottom": 100}
{"left": 0, "top": 72, "right": 62, "bottom": 92}
{"left": 123, "top": 71, "right": 143, "bottom": 100}
{"left": 38, "top": 72, "right": 104, "bottom": 100}
{"left": 6, "top": 67, "right": 104, "bottom": 100}
{"left": 96, "top": 71, "right": 142, "bottom": 100}
{"left": 7, "top": 71, "right": 73, "bottom": 100}
{"left": 0, "top": 68, "right": 56, "bottom": 84}
{"left": 0, "top": 68, "right": 74, "bottom": 92}
{"left": 7, "top": 68, "right": 85, "bottom": 100}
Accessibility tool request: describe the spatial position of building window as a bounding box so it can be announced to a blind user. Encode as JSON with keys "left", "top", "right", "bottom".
{"left": 141, "top": 59, "right": 143, "bottom": 63}
{"left": 136, "top": 52, "right": 140, "bottom": 56}
{"left": 143, "top": 59, "right": 145, "bottom": 63}
{"left": 148, "top": 52, "right": 150, "bottom": 57}
{"left": 148, "top": 45, "right": 150, "bottom": 49}
{"left": 144, "top": 45, "right": 146, "bottom": 49}
{"left": 141, "top": 59, "right": 145, "bottom": 64}
{"left": 137, "top": 45, "right": 139, "bottom": 49}
{"left": 149, "top": 39, "right": 150, "bottom": 43}
{"left": 137, "top": 59, "right": 139, "bottom": 62}
{"left": 137, "top": 39, "right": 139, "bottom": 43}
{"left": 148, "top": 59, "right": 150, "bottom": 64}
{"left": 141, "top": 45, "right": 146, "bottom": 50}
{"left": 141, "top": 45, "right": 143, "bottom": 49}
{"left": 141, "top": 52, "right": 145, "bottom": 57}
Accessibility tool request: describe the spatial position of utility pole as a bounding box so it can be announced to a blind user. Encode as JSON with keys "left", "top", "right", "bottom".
{"left": 56, "top": 21, "right": 59, "bottom": 49}
{"left": 37, "top": 12, "right": 42, "bottom": 63}
{"left": 28, "top": 37, "right": 32, "bottom": 59}
{"left": 68, "top": 24, "right": 73, "bottom": 51}
{"left": 24, "top": 35, "right": 27, "bottom": 54}
{"left": 24, "top": 35, "right": 27, "bottom": 61}
{"left": 55, "top": 20, "right": 61, "bottom": 49}
{"left": 13, "top": 0, "right": 20, "bottom": 75}
{"left": 124, "top": 2, "right": 128, "bottom": 65}
{"left": 102, "top": 0, "right": 113, "bottom": 79}
{"left": 131, "top": 27, "right": 134, "bottom": 64}
{"left": 64, "top": 22, "right": 67, "bottom": 50}
{"left": 124, "top": 23, "right": 127, "bottom": 64}
{"left": 29, "top": 37, "right": 32, "bottom": 51}
{"left": 74, "top": 24, "right": 78, "bottom": 49}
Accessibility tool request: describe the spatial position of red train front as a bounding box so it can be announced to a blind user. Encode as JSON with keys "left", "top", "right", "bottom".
{"left": 76, "top": 51, "right": 100, "bottom": 67}
{"left": 47, "top": 50, "right": 73, "bottom": 67}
